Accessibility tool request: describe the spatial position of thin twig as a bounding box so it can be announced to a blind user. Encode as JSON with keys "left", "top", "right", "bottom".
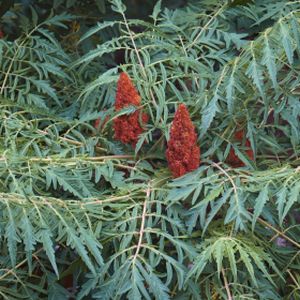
{"left": 211, "top": 162, "right": 239, "bottom": 237}
{"left": 0, "top": 22, "right": 47, "bottom": 95}
{"left": 120, "top": 11, "right": 160, "bottom": 111}
{"left": 187, "top": 3, "right": 227, "bottom": 50}
{"left": 287, "top": 269, "right": 300, "bottom": 289}
{"left": 0, "top": 248, "right": 43, "bottom": 281}
{"left": 211, "top": 162, "right": 300, "bottom": 249}
{"left": 27, "top": 154, "right": 133, "bottom": 162}
{"left": 37, "top": 129, "right": 107, "bottom": 152}
{"left": 211, "top": 162, "right": 238, "bottom": 199}
{"left": 222, "top": 267, "right": 233, "bottom": 300}
{"left": 178, "top": 35, "right": 199, "bottom": 89}
{"left": 257, "top": 217, "right": 300, "bottom": 249}
{"left": 132, "top": 183, "right": 151, "bottom": 263}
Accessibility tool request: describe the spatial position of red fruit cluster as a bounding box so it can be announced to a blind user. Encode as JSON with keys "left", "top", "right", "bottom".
{"left": 166, "top": 104, "right": 200, "bottom": 178}
{"left": 113, "top": 72, "right": 148, "bottom": 146}
{"left": 227, "top": 130, "right": 254, "bottom": 167}
{"left": 0, "top": 30, "right": 3, "bottom": 39}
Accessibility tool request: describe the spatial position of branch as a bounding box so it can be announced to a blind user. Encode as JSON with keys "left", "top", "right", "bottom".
{"left": 222, "top": 267, "right": 233, "bottom": 300}
{"left": 0, "top": 248, "right": 43, "bottom": 281}
{"left": 257, "top": 217, "right": 300, "bottom": 249}
{"left": 211, "top": 162, "right": 239, "bottom": 226}
{"left": 120, "top": 11, "right": 160, "bottom": 112}
{"left": 132, "top": 183, "right": 151, "bottom": 263}
{"left": 187, "top": 3, "right": 227, "bottom": 50}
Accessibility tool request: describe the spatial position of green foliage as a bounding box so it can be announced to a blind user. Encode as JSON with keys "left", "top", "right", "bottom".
{"left": 0, "top": 0, "right": 299, "bottom": 299}
{"left": 0, "top": 14, "right": 74, "bottom": 109}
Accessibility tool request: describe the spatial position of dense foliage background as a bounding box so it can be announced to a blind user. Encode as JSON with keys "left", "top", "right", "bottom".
{"left": 0, "top": 0, "right": 299, "bottom": 299}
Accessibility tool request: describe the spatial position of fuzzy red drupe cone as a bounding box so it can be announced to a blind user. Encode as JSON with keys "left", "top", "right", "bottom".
{"left": 113, "top": 72, "right": 148, "bottom": 146}
{"left": 227, "top": 130, "right": 254, "bottom": 167}
{"left": 166, "top": 104, "right": 200, "bottom": 178}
